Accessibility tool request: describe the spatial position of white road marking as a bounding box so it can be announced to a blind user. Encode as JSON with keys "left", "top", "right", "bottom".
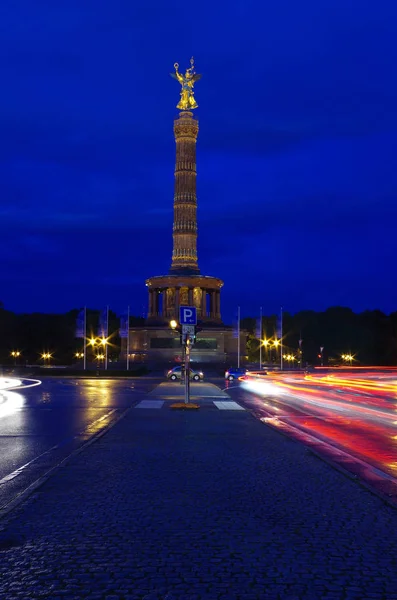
{"left": 213, "top": 401, "right": 245, "bottom": 411}
{"left": 0, "top": 409, "right": 117, "bottom": 486}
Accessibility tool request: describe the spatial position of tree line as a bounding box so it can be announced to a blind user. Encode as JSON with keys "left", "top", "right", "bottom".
{"left": 0, "top": 305, "right": 144, "bottom": 365}
{"left": 0, "top": 304, "right": 396, "bottom": 366}
{"left": 242, "top": 307, "right": 397, "bottom": 365}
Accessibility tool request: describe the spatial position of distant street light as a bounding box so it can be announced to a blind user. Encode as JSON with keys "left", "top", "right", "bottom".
{"left": 282, "top": 354, "right": 296, "bottom": 369}
{"left": 11, "top": 351, "right": 21, "bottom": 366}
{"left": 75, "top": 352, "right": 84, "bottom": 359}
{"left": 41, "top": 352, "right": 52, "bottom": 366}
{"left": 341, "top": 353, "right": 354, "bottom": 366}
{"left": 262, "top": 339, "right": 269, "bottom": 363}
{"left": 88, "top": 337, "right": 109, "bottom": 370}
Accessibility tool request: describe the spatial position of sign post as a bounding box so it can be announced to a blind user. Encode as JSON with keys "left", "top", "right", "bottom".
{"left": 184, "top": 339, "right": 191, "bottom": 404}
{"left": 179, "top": 307, "right": 197, "bottom": 404}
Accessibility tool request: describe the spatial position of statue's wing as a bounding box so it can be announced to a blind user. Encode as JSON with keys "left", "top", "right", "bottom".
{"left": 192, "top": 73, "right": 202, "bottom": 82}
{"left": 170, "top": 72, "right": 179, "bottom": 80}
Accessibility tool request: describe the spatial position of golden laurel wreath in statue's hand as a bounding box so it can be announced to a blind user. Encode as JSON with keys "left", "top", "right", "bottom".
{"left": 170, "top": 59, "right": 201, "bottom": 110}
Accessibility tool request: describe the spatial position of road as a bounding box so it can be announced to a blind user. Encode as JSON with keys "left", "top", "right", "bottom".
{"left": 0, "top": 376, "right": 159, "bottom": 511}
{"left": 1, "top": 370, "right": 397, "bottom": 510}
{"left": 227, "top": 369, "right": 397, "bottom": 500}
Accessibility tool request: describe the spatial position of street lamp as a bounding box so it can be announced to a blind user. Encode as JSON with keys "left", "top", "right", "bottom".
{"left": 262, "top": 339, "right": 269, "bottom": 365}
{"left": 41, "top": 352, "right": 52, "bottom": 366}
{"left": 75, "top": 352, "right": 84, "bottom": 359}
{"left": 272, "top": 339, "right": 280, "bottom": 365}
{"left": 88, "top": 337, "right": 109, "bottom": 369}
{"left": 11, "top": 350, "right": 21, "bottom": 366}
{"left": 169, "top": 320, "right": 184, "bottom": 376}
{"left": 283, "top": 354, "right": 295, "bottom": 369}
{"left": 341, "top": 353, "right": 354, "bottom": 366}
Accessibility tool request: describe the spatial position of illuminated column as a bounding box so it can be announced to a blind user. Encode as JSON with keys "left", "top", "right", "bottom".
{"left": 210, "top": 292, "right": 216, "bottom": 318}
{"left": 215, "top": 291, "right": 221, "bottom": 318}
{"left": 201, "top": 289, "right": 207, "bottom": 318}
{"left": 148, "top": 291, "right": 153, "bottom": 317}
{"left": 175, "top": 288, "right": 180, "bottom": 319}
{"left": 170, "top": 111, "right": 200, "bottom": 273}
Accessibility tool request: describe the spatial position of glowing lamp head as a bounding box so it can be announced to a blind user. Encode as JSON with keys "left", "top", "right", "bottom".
{"left": 170, "top": 320, "right": 178, "bottom": 330}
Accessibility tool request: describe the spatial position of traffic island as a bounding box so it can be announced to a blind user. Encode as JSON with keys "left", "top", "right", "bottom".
{"left": 170, "top": 402, "right": 200, "bottom": 410}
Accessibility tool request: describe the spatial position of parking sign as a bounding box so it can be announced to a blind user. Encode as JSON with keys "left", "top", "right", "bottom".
{"left": 180, "top": 306, "right": 197, "bottom": 325}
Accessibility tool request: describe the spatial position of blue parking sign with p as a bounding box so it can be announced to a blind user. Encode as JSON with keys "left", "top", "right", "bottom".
{"left": 180, "top": 306, "right": 197, "bottom": 325}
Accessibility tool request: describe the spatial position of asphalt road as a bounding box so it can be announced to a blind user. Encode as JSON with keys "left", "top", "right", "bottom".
{"left": 0, "top": 377, "right": 160, "bottom": 511}
{"left": 2, "top": 371, "right": 397, "bottom": 511}
{"left": 226, "top": 370, "right": 397, "bottom": 500}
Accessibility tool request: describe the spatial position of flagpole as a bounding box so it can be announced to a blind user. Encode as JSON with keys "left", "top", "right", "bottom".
{"left": 105, "top": 305, "right": 109, "bottom": 371}
{"left": 237, "top": 306, "right": 240, "bottom": 368}
{"left": 126, "top": 306, "right": 130, "bottom": 371}
{"left": 83, "top": 306, "right": 87, "bottom": 371}
{"left": 259, "top": 306, "right": 262, "bottom": 370}
{"left": 280, "top": 307, "right": 283, "bottom": 371}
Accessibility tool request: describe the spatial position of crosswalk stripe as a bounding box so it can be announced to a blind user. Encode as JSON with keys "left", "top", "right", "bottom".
{"left": 213, "top": 401, "right": 245, "bottom": 411}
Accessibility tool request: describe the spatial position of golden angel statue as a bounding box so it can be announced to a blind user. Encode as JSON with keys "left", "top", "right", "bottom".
{"left": 170, "top": 57, "right": 202, "bottom": 110}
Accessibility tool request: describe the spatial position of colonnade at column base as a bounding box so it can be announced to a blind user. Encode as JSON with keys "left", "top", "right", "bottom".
{"left": 145, "top": 274, "right": 224, "bottom": 323}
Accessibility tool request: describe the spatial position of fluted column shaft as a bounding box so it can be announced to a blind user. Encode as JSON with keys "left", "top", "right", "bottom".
{"left": 170, "top": 111, "right": 200, "bottom": 273}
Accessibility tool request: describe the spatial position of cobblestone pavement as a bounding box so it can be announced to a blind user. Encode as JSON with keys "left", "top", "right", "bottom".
{"left": 1, "top": 396, "right": 397, "bottom": 599}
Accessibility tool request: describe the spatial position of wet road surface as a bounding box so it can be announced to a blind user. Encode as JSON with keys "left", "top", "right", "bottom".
{"left": 2, "top": 371, "right": 397, "bottom": 509}
{"left": 0, "top": 377, "right": 160, "bottom": 511}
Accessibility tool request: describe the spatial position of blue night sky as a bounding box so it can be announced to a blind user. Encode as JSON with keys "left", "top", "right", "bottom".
{"left": 1, "top": 1, "right": 397, "bottom": 323}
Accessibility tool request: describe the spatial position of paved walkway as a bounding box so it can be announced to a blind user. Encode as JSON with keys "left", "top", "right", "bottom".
{"left": 1, "top": 383, "right": 397, "bottom": 599}
{"left": 149, "top": 382, "right": 231, "bottom": 401}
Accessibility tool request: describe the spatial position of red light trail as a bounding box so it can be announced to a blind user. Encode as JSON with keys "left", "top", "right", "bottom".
{"left": 240, "top": 370, "right": 397, "bottom": 503}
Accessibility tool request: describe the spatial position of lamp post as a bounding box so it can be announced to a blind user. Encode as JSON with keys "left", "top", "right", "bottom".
{"left": 170, "top": 319, "right": 191, "bottom": 403}
{"left": 11, "top": 351, "right": 21, "bottom": 366}
{"left": 96, "top": 353, "right": 105, "bottom": 369}
{"left": 170, "top": 320, "right": 185, "bottom": 385}
{"left": 262, "top": 339, "right": 269, "bottom": 367}
{"left": 75, "top": 351, "right": 84, "bottom": 365}
{"left": 89, "top": 338, "right": 109, "bottom": 372}
{"left": 273, "top": 339, "right": 280, "bottom": 366}
{"left": 342, "top": 353, "right": 353, "bottom": 366}
{"left": 41, "top": 352, "right": 52, "bottom": 366}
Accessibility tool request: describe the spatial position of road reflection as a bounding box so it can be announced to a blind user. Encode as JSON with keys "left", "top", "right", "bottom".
{"left": 240, "top": 370, "right": 397, "bottom": 500}
{"left": 0, "top": 391, "right": 25, "bottom": 419}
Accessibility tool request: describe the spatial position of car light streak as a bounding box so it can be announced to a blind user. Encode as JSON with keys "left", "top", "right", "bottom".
{"left": 0, "top": 391, "right": 25, "bottom": 419}
{"left": 241, "top": 370, "right": 397, "bottom": 492}
{"left": 0, "top": 377, "right": 42, "bottom": 391}
{"left": 0, "top": 378, "right": 41, "bottom": 419}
